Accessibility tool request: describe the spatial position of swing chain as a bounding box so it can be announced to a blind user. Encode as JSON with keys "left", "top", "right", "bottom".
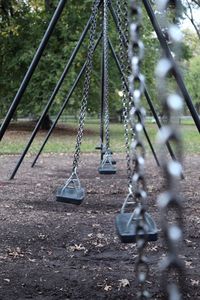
{"left": 116, "top": 0, "right": 132, "bottom": 186}
{"left": 103, "top": 0, "right": 110, "bottom": 152}
{"left": 113, "top": 0, "right": 129, "bottom": 48}
{"left": 72, "top": 0, "right": 100, "bottom": 171}
{"left": 129, "top": 1, "right": 150, "bottom": 299}
{"left": 99, "top": 6, "right": 104, "bottom": 148}
{"left": 156, "top": 1, "right": 185, "bottom": 298}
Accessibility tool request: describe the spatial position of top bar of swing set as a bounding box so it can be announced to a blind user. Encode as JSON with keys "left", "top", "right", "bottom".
{"left": 0, "top": 0, "right": 67, "bottom": 141}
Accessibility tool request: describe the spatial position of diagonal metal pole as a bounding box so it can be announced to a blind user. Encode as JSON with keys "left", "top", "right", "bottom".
{"left": 31, "top": 34, "right": 102, "bottom": 168}
{"left": 108, "top": 38, "right": 160, "bottom": 167}
{"left": 142, "top": 0, "right": 200, "bottom": 133}
{"left": 0, "top": 0, "right": 67, "bottom": 140}
{"left": 9, "top": 11, "right": 98, "bottom": 180}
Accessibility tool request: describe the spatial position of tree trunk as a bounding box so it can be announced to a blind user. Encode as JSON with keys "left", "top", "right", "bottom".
{"left": 195, "top": 102, "right": 200, "bottom": 114}
{"left": 45, "top": 0, "right": 55, "bottom": 12}
{"left": 184, "top": 0, "right": 200, "bottom": 40}
{"left": 40, "top": 114, "right": 53, "bottom": 130}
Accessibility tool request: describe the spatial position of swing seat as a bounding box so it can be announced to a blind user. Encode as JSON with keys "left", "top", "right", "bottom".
{"left": 100, "top": 155, "right": 116, "bottom": 165}
{"left": 56, "top": 186, "right": 85, "bottom": 205}
{"left": 101, "top": 158, "right": 116, "bottom": 165}
{"left": 112, "top": 159, "right": 117, "bottom": 165}
{"left": 98, "top": 162, "right": 116, "bottom": 174}
{"left": 115, "top": 212, "right": 158, "bottom": 243}
{"left": 95, "top": 146, "right": 102, "bottom": 150}
{"left": 102, "top": 149, "right": 113, "bottom": 155}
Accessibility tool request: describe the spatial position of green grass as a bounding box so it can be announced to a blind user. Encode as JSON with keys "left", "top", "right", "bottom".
{"left": 0, "top": 121, "right": 199, "bottom": 155}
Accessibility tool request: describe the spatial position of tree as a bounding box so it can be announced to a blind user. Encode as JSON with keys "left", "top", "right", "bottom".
{"left": 0, "top": 0, "right": 193, "bottom": 122}
{"left": 185, "top": 55, "right": 200, "bottom": 113}
{"left": 0, "top": 0, "right": 15, "bottom": 19}
{"left": 184, "top": 30, "right": 200, "bottom": 114}
{"left": 0, "top": 0, "right": 96, "bottom": 119}
{"left": 183, "top": 0, "right": 200, "bottom": 40}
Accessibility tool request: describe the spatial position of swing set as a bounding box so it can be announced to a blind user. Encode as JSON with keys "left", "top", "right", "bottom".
{"left": 1, "top": 0, "right": 199, "bottom": 298}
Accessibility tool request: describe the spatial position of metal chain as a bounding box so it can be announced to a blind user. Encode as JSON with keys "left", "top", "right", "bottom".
{"left": 113, "top": 0, "right": 129, "bottom": 48}
{"left": 116, "top": 1, "right": 133, "bottom": 87}
{"left": 103, "top": 0, "right": 110, "bottom": 152}
{"left": 116, "top": 0, "right": 132, "bottom": 186}
{"left": 155, "top": 1, "right": 185, "bottom": 298}
{"left": 98, "top": 6, "right": 104, "bottom": 149}
{"left": 72, "top": 0, "right": 100, "bottom": 171}
{"left": 129, "top": 1, "right": 150, "bottom": 299}
{"left": 123, "top": 2, "right": 130, "bottom": 50}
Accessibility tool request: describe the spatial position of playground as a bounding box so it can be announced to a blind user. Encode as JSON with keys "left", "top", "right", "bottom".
{"left": 1, "top": 0, "right": 200, "bottom": 299}
{"left": 0, "top": 152, "right": 199, "bottom": 299}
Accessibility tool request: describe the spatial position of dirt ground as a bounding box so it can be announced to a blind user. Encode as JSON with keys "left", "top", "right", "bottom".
{"left": 0, "top": 152, "right": 199, "bottom": 299}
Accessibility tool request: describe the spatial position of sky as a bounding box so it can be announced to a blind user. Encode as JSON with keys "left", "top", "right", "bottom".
{"left": 180, "top": 6, "right": 200, "bottom": 32}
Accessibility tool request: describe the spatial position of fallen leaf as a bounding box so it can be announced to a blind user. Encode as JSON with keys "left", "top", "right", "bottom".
{"left": 185, "top": 261, "right": 193, "bottom": 267}
{"left": 118, "top": 279, "right": 130, "bottom": 290}
{"left": 69, "top": 244, "right": 86, "bottom": 252}
{"left": 104, "top": 284, "right": 112, "bottom": 291}
{"left": 191, "top": 279, "right": 199, "bottom": 286}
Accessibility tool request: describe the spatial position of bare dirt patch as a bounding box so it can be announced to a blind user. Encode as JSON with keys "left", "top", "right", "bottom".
{"left": 0, "top": 153, "right": 199, "bottom": 299}
{"left": 7, "top": 121, "right": 96, "bottom": 136}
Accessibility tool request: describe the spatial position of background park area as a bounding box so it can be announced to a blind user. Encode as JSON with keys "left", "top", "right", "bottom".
{"left": 0, "top": 1, "right": 200, "bottom": 299}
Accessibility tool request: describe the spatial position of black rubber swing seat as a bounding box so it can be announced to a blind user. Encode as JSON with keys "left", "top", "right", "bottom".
{"left": 115, "top": 212, "right": 158, "bottom": 243}
{"left": 100, "top": 157, "right": 117, "bottom": 165}
{"left": 56, "top": 186, "right": 85, "bottom": 205}
{"left": 95, "top": 145, "right": 102, "bottom": 150}
{"left": 95, "top": 146, "right": 116, "bottom": 164}
{"left": 111, "top": 159, "right": 117, "bottom": 165}
{"left": 98, "top": 162, "right": 116, "bottom": 174}
{"left": 102, "top": 149, "right": 113, "bottom": 155}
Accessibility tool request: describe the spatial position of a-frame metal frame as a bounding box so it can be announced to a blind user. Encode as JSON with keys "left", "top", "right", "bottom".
{"left": 0, "top": 0, "right": 199, "bottom": 180}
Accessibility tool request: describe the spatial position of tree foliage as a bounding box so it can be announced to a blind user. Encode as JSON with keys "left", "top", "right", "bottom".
{"left": 0, "top": 0, "right": 198, "bottom": 120}
{"left": 186, "top": 55, "right": 200, "bottom": 112}
{"left": 184, "top": 30, "right": 200, "bottom": 113}
{"left": 183, "top": 0, "right": 200, "bottom": 40}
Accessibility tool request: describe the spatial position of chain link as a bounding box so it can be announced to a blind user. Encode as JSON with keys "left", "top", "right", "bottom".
{"left": 72, "top": 0, "right": 100, "bottom": 171}
{"left": 155, "top": 0, "right": 185, "bottom": 298}
{"left": 103, "top": 0, "right": 110, "bottom": 152}
{"left": 129, "top": 1, "right": 150, "bottom": 298}
{"left": 116, "top": 0, "right": 132, "bottom": 186}
{"left": 98, "top": 6, "right": 104, "bottom": 149}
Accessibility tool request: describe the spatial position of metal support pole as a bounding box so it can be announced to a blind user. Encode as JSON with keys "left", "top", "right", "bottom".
{"left": 0, "top": 0, "right": 67, "bottom": 140}
{"left": 108, "top": 38, "right": 160, "bottom": 167}
{"left": 9, "top": 13, "right": 95, "bottom": 180}
{"left": 31, "top": 34, "right": 102, "bottom": 167}
{"left": 142, "top": 0, "right": 200, "bottom": 133}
